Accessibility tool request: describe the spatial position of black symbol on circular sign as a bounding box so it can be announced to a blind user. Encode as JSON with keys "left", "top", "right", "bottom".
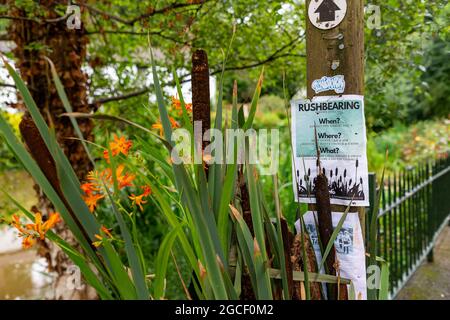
{"left": 308, "top": 0, "right": 347, "bottom": 30}
{"left": 315, "top": 0, "right": 341, "bottom": 23}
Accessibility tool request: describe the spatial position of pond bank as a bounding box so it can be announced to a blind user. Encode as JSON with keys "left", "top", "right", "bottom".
{"left": 0, "top": 226, "right": 53, "bottom": 300}
{"left": 0, "top": 248, "right": 53, "bottom": 300}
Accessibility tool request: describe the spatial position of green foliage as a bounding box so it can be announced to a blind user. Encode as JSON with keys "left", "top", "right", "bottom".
{"left": 415, "top": 36, "right": 450, "bottom": 119}
{"left": 2, "top": 0, "right": 448, "bottom": 133}
{"left": 368, "top": 118, "right": 449, "bottom": 173}
{"left": 0, "top": 170, "right": 36, "bottom": 222}
{"left": 1, "top": 58, "right": 137, "bottom": 299}
{"left": 365, "top": 0, "right": 449, "bottom": 130}
{"left": 0, "top": 111, "right": 20, "bottom": 171}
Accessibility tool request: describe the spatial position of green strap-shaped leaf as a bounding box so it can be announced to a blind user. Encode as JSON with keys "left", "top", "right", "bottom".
{"left": 0, "top": 115, "right": 104, "bottom": 275}
{"left": 242, "top": 68, "right": 264, "bottom": 131}
{"left": 2, "top": 59, "right": 101, "bottom": 239}
{"left": 106, "top": 148, "right": 149, "bottom": 300}
{"left": 317, "top": 200, "right": 353, "bottom": 272}
{"left": 45, "top": 57, "right": 94, "bottom": 165}
{"left": 154, "top": 225, "right": 182, "bottom": 299}
{"left": 378, "top": 260, "right": 390, "bottom": 300}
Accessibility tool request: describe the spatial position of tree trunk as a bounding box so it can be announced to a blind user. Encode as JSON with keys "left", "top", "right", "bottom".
{"left": 7, "top": 0, "right": 96, "bottom": 299}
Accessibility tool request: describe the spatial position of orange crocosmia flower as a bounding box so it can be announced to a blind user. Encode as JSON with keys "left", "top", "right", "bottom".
{"left": 22, "top": 235, "right": 36, "bottom": 249}
{"left": 86, "top": 168, "right": 112, "bottom": 187}
{"left": 184, "top": 103, "right": 193, "bottom": 113}
{"left": 103, "top": 135, "right": 132, "bottom": 163}
{"left": 87, "top": 165, "right": 134, "bottom": 190}
{"left": 42, "top": 212, "right": 60, "bottom": 233}
{"left": 93, "top": 225, "right": 114, "bottom": 248}
{"left": 171, "top": 96, "right": 192, "bottom": 114}
{"left": 11, "top": 214, "right": 25, "bottom": 233}
{"left": 85, "top": 164, "right": 134, "bottom": 192}
{"left": 103, "top": 149, "right": 111, "bottom": 163}
{"left": 101, "top": 226, "right": 113, "bottom": 238}
{"left": 129, "top": 194, "right": 148, "bottom": 211}
{"left": 110, "top": 135, "right": 132, "bottom": 157}
{"left": 152, "top": 117, "right": 180, "bottom": 137}
{"left": 81, "top": 182, "right": 100, "bottom": 195}
{"left": 169, "top": 117, "right": 180, "bottom": 129}
{"left": 115, "top": 164, "right": 126, "bottom": 177}
{"left": 152, "top": 120, "right": 164, "bottom": 137}
{"left": 84, "top": 193, "right": 105, "bottom": 213}
{"left": 11, "top": 212, "right": 60, "bottom": 248}
{"left": 25, "top": 213, "right": 43, "bottom": 240}
{"left": 26, "top": 212, "right": 60, "bottom": 240}
{"left": 119, "top": 173, "right": 135, "bottom": 189}
{"left": 129, "top": 185, "right": 152, "bottom": 211}
{"left": 141, "top": 185, "right": 152, "bottom": 197}
{"left": 92, "top": 234, "right": 103, "bottom": 248}
{"left": 86, "top": 170, "right": 98, "bottom": 182}
{"left": 171, "top": 96, "right": 181, "bottom": 109}
{"left": 115, "top": 164, "right": 135, "bottom": 189}
{"left": 86, "top": 170, "right": 109, "bottom": 185}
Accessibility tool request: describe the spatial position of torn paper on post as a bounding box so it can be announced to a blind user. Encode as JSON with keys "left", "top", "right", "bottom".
{"left": 295, "top": 211, "right": 367, "bottom": 300}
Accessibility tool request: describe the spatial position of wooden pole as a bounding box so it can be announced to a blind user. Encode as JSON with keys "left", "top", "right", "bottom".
{"left": 306, "top": 0, "right": 364, "bottom": 98}
{"left": 305, "top": 0, "right": 365, "bottom": 299}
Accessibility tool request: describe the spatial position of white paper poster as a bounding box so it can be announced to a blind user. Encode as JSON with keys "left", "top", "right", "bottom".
{"left": 295, "top": 211, "right": 367, "bottom": 300}
{"left": 291, "top": 95, "right": 369, "bottom": 206}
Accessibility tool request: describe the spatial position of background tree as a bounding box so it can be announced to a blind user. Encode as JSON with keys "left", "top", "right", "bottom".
{"left": 2, "top": 0, "right": 94, "bottom": 299}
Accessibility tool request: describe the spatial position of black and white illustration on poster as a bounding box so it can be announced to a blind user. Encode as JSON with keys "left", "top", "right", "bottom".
{"left": 335, "top": 226, "right": 353, "bottom": 255}
{"left": 295, "top": 211, "right": 367, "bottom": 300}
{"left": 291, "top": 95, "right": 370, "bottom": 206}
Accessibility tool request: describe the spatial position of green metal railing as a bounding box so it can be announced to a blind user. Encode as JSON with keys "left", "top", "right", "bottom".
{"left": 368, "top": 156, "right": 450, "bottom": 298}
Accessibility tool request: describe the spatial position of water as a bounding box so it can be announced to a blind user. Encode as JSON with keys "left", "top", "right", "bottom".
{"left": 0, "top": 227, "right": 22, "bottom": 253}
{"left": 0, "top": 227, "right": 54, "bottom": 300}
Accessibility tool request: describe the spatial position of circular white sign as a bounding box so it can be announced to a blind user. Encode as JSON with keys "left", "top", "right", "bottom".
{"left": 308, "top": 0, "right": 347, "bottom": 30}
